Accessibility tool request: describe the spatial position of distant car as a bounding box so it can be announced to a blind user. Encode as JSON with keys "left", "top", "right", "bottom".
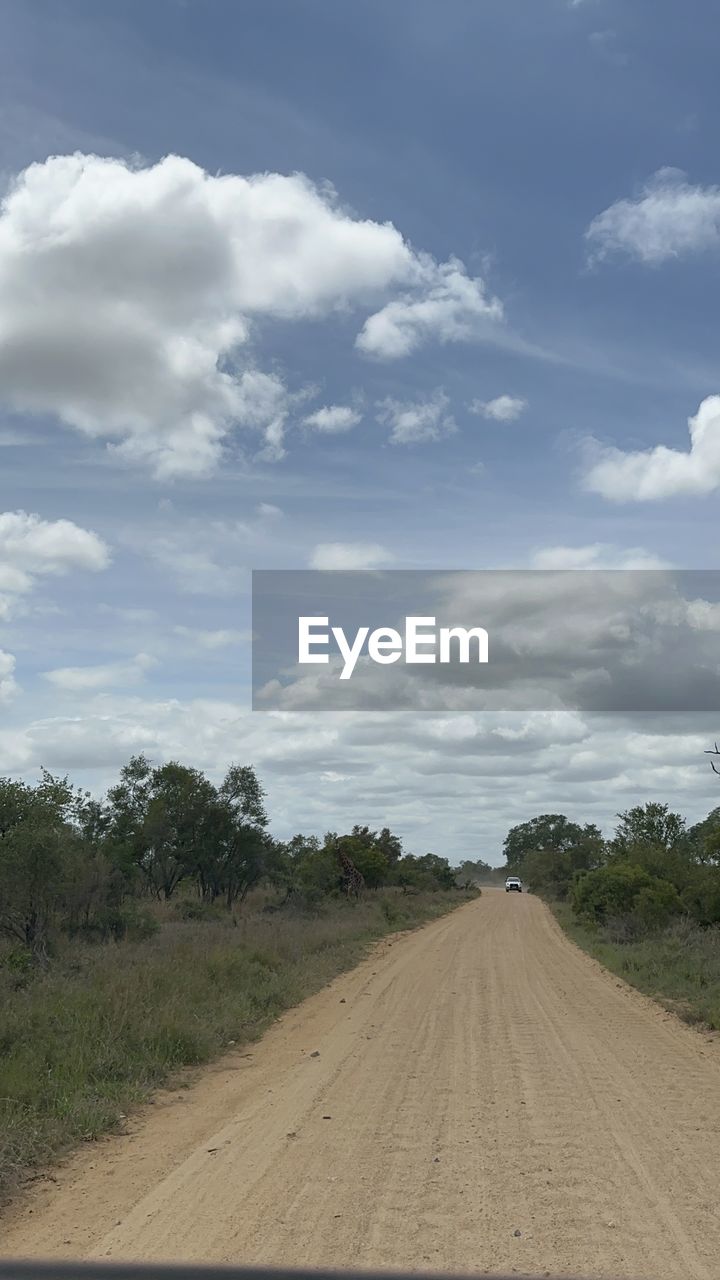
{"left": 505, "top": 876, "right": 523, "bottom": 892}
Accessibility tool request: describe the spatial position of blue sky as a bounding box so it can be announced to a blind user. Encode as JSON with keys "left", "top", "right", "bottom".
{"left": 1, "top": 0, "right": 719, "bottom": 861}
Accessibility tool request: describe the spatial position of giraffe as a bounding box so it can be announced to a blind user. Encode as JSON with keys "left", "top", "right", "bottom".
{"left": 337, "top": 846, "right": 365, "bottom": 899}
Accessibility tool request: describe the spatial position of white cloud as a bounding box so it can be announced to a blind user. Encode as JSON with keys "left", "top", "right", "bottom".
{"left": 0, "top": 649, "right": 18, "bottom": 702}
{"left": 0, "top": 509, "right": 109, "bottom": 616}
{"left": 356, "top": 257, "right": 503, "bottom": 360}
{"left": 531, "top": 543, "right": 670, "bottom": 570}
{"left": 376, "top": 389, "right": 456, "bottom": 445}
{"left": 42, "top": 653, "right": 156, "bottom": 692}
{"left": 470, "top": 394, "right": 527, "bottom": 422}
{"left": 583, "top": 395, "right": 720, "bottom": 500}
{"left": 0, "top": 153, "right": 501, "bottom": 476}
{"left": 586, "top": 168, "right": 720, "bottom": 265}
{"left": 309, "top": 542, "right": 394, "bottom": 570}
{"left": 303, "top": 405, "right": 362, "bottom": 434}
{"left": 0, "top": 510, "right": 109, "bottom": 578}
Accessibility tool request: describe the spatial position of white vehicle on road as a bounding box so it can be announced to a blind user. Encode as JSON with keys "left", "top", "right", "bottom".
{"left": 505, "top": 876, "right": 523, "bottom": 893}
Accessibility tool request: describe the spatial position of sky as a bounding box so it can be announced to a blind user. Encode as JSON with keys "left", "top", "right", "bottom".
{"left": 1, "top": 0, "right": 720, "bottom": 863}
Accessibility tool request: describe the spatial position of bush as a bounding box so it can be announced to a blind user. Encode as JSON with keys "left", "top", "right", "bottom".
{"left": 572, "top": 863, "right": 681, "bottom": 931}
{"left": 633, "top": 883, "right": 680, "bottom": 931}
{"left": 680, "top": 865, "right": 720, "bottom": 927}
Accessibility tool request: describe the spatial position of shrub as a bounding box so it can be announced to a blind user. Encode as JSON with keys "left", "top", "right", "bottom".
{"left": 572, "top": 863, "right": 681, "bottom": 930}
{"left": 680, "top": 865, "right": 720, "bottom": 927}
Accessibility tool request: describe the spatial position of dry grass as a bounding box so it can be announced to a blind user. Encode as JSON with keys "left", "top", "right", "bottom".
{"left": 0, "top": 887, "right": 472, "bottom": 1203}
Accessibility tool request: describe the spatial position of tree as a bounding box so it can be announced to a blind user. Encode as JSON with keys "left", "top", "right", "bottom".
{"left": 687, "top": 806, "right": 720, "bottom": 865}
{"left": 105, "top": 754, "right": 155, "bottom": 890}
{"left": 146, "top": 762, "right": 219, "bottom": 899}
{"left": 394, "top": 852, "right": 456, "bottom": 891}
{"left": 105, "top": 758, "right": 273, "bottom": 910}
{"left": 339, "top": 837, "right": 388, "bottom": 888}
{"left": 348, "top": 825, "right": 404, "bottom": 869}
{"left": 375, "top": 827, "right": 403, "bottom": 865}
{"left": 214, "top": 765, "right": 270, "bottom": 907}
{"left": 680, "top": 863, "right": 720, "bottom": 926}
{"left": 0, "top": 772, "right": 84, "bottom": 960}
{"left": 503, "top": 814, "right": 604, "bottom": 898}
{"left": 610, "top": 803, "right": 686, "bottom": 857}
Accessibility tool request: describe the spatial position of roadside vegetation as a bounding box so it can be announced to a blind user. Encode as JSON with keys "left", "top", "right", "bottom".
{"left": 502, "top": 773, "right": 720, "bottom": 1030}
{"left": 0, "top": 756, "right": 477, "bottom": 1203}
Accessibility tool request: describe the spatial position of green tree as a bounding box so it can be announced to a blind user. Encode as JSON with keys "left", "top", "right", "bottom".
{"left": 503, "top": 814, "right": 604, "bottom": 898}
{"left": 213, "top": 764, "right": 270, "bottom": 907}
{"left": 0, "top": 772, "right": 84, "bottom": 960}
{"left": 571, "top": 862, "right": 681, "bottom": 928}
{"left": 610, "top": 803, "right": 686, "bottom": 856}
{"left": 394, "top": 852, "right": 456, "bottom": 891}
{"left": 145, "top": 762, "right": 218, "bottom": 899}
{"left": 687, "top": 806, "right": 720, "bottom": 865}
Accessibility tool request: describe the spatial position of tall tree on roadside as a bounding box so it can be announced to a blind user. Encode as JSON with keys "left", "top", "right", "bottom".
{"left": 610, "top": 803, "right": 686, "bottom": 857}
{"left": 0, "top": 772, "right": 82, "bottom": 961}
{"left": 215, "top": 764, "right": 270, "bottom": 907}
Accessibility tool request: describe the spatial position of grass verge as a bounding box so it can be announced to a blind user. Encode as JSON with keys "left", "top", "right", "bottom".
{"left": 552, "top": 903, "right": 720, "bottom": 1031}
{"left": 0, "top": 888, "right": 473, "bottom": 1204}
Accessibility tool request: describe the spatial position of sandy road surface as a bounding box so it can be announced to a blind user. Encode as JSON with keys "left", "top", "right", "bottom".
{"left": 3, "top": 891, "right": 720, "bottom": 1279}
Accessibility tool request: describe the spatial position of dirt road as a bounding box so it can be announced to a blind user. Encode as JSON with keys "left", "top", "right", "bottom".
{"left": 3, "top": 891, "right": 720, "bottom": 1278}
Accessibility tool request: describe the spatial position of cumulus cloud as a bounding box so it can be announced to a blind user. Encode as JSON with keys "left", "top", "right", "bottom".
{"left": 470, "top": 394, "right": 527, "bottom": 422}
{"left": 42, "top": 653, "right": 157, "bottom": 692}
{"left": 583, "top": 395, "right": 720, "bottom": 500}
{"left": 0, "top": 509, "right": 109, "bottom": 616}
{"left": 376, "top": 389, "right": 456, "bottom": 445}
{"left": 356, "top": 258, "right": 503, "bottom": 359}
{"left": 309, "top": 542, "right": 394, "bottom": 570}
{"left": 303, "top": 405, "right": 362, "bottom": 434}
{"left": 0, "top": 153, "right": 502, "bottom": 476}
{"left": 0, "top": 510, "right": 109, "bottom": 578}
{"left": 586, "top": 168, "right": 720, "bottom": 265}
